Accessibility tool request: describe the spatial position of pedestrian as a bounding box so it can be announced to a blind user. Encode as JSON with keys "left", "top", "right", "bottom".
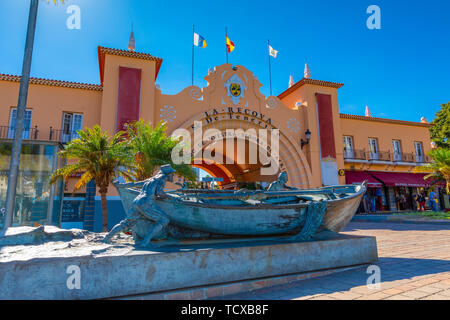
{"left": 400, "top": 193, "right": 407, "bottom": 211}
{"left": 395, "top": 193, "right": 401, "bottom": 211}
{"left": 418, "top": 192, "right": 426, "bottom": 211}
{"left": 370, "top": 196, "right": 376, "bottom": 213}
{"left": 375, "top": 188, "right": 383, "bottom": 212}
{"left": 363, "top": 192, "right": 370, "bottom": 213}
{"left": 413, "top": 193, "right": 419, "bottom": 211}
{"left": 429, "top": 189, "right": 438, "bottom": 212}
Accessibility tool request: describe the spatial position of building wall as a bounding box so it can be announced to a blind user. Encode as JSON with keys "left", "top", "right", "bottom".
{"left": 340, "top": 116, "right": 431, "bottom": 173}
{"left": 0, "top": 81, "right": 102, "bottom": 140}
{"left": 279, "top": 84, "right": 345, "bottom": 186}
{"left": 99, "top": 54, "right": 158, "bottom": 134}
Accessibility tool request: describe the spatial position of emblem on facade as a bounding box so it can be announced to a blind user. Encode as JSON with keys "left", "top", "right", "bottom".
{"left": 160, "top": 105, "right": 177, "bottom": 123}
{"left": 230, "top": 83, "right": 241, "bottom": 97}
{"left": 287, "top": 118, "right": 301, "bottom": 134}
{"left": 189, "top": 87, "right": 203, "bottom": 100}
{"left": 224, "top": 74, "right": 246, "bottom": 105}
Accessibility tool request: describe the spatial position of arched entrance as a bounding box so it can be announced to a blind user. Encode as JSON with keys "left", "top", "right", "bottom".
{"left": 174, "top": 115, "right": 313, "bottom": 190}
{"left": 157, "top": 63, "right": 314, "bottom": 189}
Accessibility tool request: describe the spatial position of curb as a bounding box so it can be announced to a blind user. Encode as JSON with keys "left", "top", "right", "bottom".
{"left": 352, "top": 215, "right": 450, "bottom": 226}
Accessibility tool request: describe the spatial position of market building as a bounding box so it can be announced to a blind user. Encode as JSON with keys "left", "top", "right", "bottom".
{"left": 0, "top": 42, "right": 447, "bottom": 231}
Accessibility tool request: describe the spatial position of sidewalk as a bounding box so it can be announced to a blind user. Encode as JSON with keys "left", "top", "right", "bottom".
{"left": 218, "top": 221, "right": 450, "bottom": 300}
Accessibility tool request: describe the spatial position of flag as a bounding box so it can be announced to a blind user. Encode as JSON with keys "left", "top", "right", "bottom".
{"left": 269, "top": 45, "right": 278, "bottom": 58}
{"left": 226, "top": 36, "right": 235, "bottom": 53}
{"left": 193, "top": 32, "right": 207, "bottom": 48}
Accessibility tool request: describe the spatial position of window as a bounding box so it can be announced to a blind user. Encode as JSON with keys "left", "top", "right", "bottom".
{"left": 369, "top": 138, "right": 379, "bottom": 160}
{"left": 414, "top": 142, "right": 424, "bottom": 163}
{"left": 62, "top": 113, "right": 83, "bottom": 143}
{"left": 343, "top": 136, "right": 354, "bottom": 159}
{"left": 8, "top": 108, "right": 32, "bottom": 139}
{"left": 392, "top": 140, "right": 402, "bottom": 161}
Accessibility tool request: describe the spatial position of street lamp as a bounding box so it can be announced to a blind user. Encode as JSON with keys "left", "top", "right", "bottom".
{"left": 301, "top": 129, "right": 312, "bottom": 149}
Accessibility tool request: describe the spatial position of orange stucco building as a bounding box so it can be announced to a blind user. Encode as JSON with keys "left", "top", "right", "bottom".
{"left": 0, "top": 45, "right": 445, "bottom": 231}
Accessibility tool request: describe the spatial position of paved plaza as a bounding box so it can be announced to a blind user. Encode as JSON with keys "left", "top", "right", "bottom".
{"left": 220, "top": 221, "right": 450, "bottom": 300}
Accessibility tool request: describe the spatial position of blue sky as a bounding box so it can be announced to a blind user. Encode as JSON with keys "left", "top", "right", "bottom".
{"left": 0, "top": 0, "right": 448, "bottom": 122}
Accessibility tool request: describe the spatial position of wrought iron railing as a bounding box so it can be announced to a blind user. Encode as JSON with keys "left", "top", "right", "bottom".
{"left": 0, "top": 126, "right": 39, "bottom": 140}
{"left": 49, "top": 127, "right": 80, "bottom": 144}
{"left": 400, "top": 152, "right": 415, "bottom": 163}
{"left": 371, "top": 151, "right": 392, "bottom": 162}
{"left": 344, "top": 149, "right": 367, "bottom": 160}
{"left": 344, "top": 149, "right": 430, "bottom": 164}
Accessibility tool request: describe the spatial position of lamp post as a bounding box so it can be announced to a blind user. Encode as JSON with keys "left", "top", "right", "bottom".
{"left": 2, "top": 0, "right": 39, "bottom": 235}
{"left": 301, "top": 129, "right": 312, "bottom": 149}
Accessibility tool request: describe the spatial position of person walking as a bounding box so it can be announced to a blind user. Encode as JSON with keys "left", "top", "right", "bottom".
{"left": 429, "top": 189, "right": 438, "bottom": 212}
{"left": 413, "top": 193, "right": 419, "bottom": 211}
{"left": 375, "top": 188, "right": 383, "bottom": 212}
{"left": 400, "top": 193, "right": 407, "bottom": 211}
{"left": 363, "top": 192, "right": 369, "bottom": 213}
{"left": 418, "top": 192, "right": 426, "bottom": 211}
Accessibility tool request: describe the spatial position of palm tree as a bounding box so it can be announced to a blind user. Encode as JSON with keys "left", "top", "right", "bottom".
{"left": 415, "top": 148, "right": 450, "bottom": 194}
{"left": 126, "top": 120, "right": 196, "bottom": 182}
{"left": 3, "top": 0, "right": 66, "bottom": 233}
{"left": 50, "top": 126, "right": 134, "bottom": 232}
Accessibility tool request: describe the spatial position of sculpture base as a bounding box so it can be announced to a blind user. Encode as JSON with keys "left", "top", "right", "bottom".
{"left": 0, "top": 231, "right": 378, "bottom": 300}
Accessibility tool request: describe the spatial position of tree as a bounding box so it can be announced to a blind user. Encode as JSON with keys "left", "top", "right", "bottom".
{"left": 126, "top": 120, "right": 196, "bottom": 182}
{"left": 415, "top": 148, "right": 450, "bottom": 194}
{"left": 3, "top": 0, "right": 66, "bottom": 233}
{"left": 50, "top": 126, "right": 134, "bottom": 232}
{"left": 430, "top": 102, "right": 450, "bottom": 149}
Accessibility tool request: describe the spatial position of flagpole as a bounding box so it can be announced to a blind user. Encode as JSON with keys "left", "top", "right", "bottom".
{"left": 225, "top": 27, "right": 229, "bottom": 64}
{"left": 268, "top": 40, "right": 273, "bottom": 96}
{"left": 192, "top": 24, "right": 195, "bottom": 86}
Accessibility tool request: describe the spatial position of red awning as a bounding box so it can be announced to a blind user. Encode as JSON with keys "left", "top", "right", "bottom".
{"left": 345, "top": 171, "right": 382, "bottom": 187}
{"left": 368, "top": 171, "right": 443, "bottom": 188}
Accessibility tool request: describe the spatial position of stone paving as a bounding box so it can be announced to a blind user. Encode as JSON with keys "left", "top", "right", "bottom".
{"left": 219, "top": 221, "right": 450, "bottom": 300}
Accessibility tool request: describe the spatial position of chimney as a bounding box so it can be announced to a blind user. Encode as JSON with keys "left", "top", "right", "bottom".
{"left": 128, "top": 24, "right": 136, "bottom": 52}
{"left": 304, "top": 63, "right": 311, "bottom": 79}
{"left": 289, "top": 75, "right": 295, "bottom": 88}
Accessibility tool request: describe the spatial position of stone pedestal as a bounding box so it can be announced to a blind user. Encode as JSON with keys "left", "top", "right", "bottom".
{"left": 0, "top": 232, "right": 378, "bottom": 300}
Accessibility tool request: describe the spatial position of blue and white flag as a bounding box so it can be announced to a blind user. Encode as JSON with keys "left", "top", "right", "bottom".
{"left": 193, "top": 32, "right": 207, "bottom": 48}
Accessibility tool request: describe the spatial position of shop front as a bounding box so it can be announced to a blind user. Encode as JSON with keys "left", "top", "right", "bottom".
{"left": 0, "top": 140, "right": 64, "bottom": 228}
{"left": 346, "top": 170, "right": 447, "bottom": 212}
{"left": 345, "top": 171, "right": 385, "bottom": 213}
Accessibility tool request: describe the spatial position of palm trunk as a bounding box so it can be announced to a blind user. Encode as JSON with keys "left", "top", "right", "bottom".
{"left": 100, "top": 192, "right": 108, "bottom": 232}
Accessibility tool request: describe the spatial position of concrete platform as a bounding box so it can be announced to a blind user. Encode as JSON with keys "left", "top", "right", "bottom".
{"left": 0, "top": 232, "right": 378, "bottom": 300}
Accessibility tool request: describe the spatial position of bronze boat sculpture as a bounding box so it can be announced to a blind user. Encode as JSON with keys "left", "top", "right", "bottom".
{"left": 106, "top": 165, "right": 367, "bottom": 247}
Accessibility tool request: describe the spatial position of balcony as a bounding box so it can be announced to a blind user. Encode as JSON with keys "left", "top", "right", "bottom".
{"left": 344, "top": 149, "right": 366, "bottom": 160}
{"left": 367, "top": 151, "right": 392, "bottom": 162}
{"left": 0, "top": 126, "right": 39, "bottom": 140}
{"left": 0, "top": 126, "right": 82, "bottom": 145}
{"left": 49, "top": 127, "right": 80, "bottom": 144}
{"left": 343, "top": 149, "right": 431, "bottom": 164}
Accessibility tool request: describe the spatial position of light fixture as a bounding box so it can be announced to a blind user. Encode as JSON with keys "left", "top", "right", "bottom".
{"left": 301, "top": 129, "right": 312, "bottom": 149}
